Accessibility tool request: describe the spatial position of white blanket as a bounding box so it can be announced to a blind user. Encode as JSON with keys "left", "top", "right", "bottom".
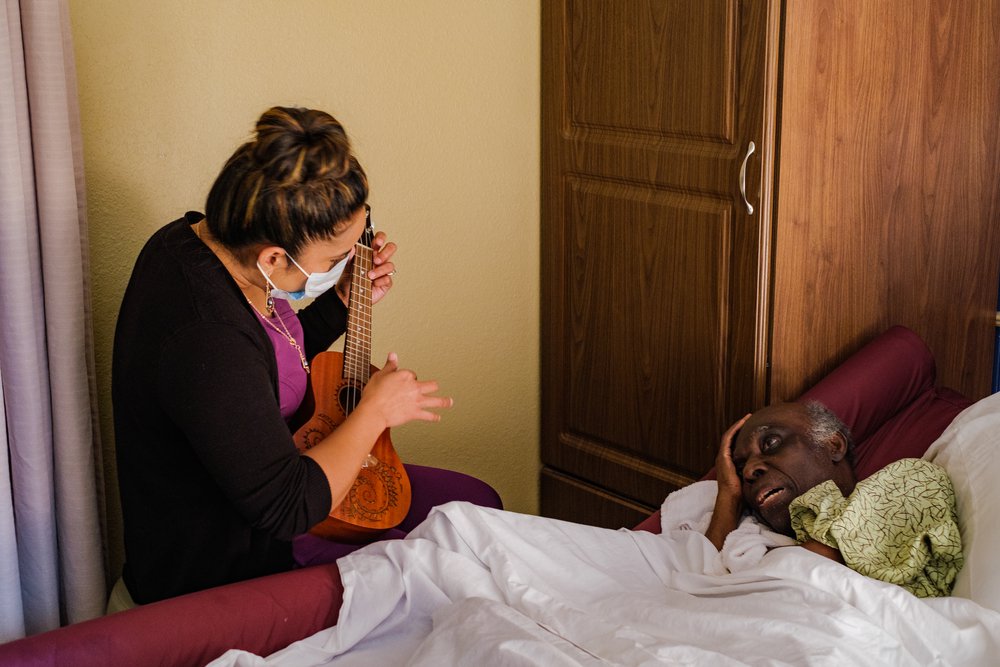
{"left": 210, "top": 490, "right": 1000, "bottom": 666}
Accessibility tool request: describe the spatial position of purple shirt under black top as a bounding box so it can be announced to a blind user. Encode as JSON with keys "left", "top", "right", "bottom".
{"left": 251, "top": 299, "right": 309, "bottom": 421}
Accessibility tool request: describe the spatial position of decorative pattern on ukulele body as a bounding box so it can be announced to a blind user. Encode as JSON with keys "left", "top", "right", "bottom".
{"left": 297, "top": 414, "right": 339, "bottom": 450}
{"left": 342, "top": 464, "right": 404, "bottom": 522}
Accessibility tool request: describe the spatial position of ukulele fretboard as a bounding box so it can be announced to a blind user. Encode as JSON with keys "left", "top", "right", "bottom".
{"left": 343, "top": 241, "right": 373, "bottom": 383}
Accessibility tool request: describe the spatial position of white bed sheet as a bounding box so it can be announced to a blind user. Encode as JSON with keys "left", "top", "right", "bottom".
{"left": 209, "top": 496, "right": 1000, "bottom": 666}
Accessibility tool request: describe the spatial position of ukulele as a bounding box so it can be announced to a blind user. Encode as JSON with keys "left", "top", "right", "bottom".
{"left": 292, "top": 216, "right": 411, "bottom": 542}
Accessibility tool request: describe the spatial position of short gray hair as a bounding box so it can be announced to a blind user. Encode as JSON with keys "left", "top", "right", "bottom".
{"left": 803, "top": 400, "right": 855, "bottom": 466}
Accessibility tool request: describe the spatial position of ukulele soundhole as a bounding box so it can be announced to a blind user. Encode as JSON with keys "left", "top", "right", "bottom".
{"left": 338, "top": 382, "right": 364, "bottom": 417}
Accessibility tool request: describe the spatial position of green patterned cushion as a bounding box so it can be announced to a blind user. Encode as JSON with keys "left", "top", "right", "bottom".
{"left": 789, "top": 458, "right": 964, "bottom": 597}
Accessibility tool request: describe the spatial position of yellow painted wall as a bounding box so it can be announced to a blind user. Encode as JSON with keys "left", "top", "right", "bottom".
{"left": 68, "top": 0, "right": 540, "bottom": 579}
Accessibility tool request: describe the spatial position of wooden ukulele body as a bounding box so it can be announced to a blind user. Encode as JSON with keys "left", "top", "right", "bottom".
{"left": 292, "top": 353, "right": 411, "bottom": 542}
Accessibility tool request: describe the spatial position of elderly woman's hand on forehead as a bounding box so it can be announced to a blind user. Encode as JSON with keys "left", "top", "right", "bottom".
{"left": 705, "top": 413, "right": 751, "bottom": 551}
{"left": 716, "top": 414, "right": 751, "bottom": 500}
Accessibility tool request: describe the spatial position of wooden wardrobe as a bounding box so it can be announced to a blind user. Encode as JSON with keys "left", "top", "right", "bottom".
{"left": 540, "top": 0, "right": 1000, "bottom": 528}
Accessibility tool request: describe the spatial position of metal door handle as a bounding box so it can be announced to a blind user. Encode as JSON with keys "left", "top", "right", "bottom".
{"left": 739, "top": 141, "right": 756, "bottom": 215}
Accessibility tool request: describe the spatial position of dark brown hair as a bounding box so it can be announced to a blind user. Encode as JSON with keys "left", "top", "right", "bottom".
{"left": 205, "top": 106, "right": 368, "bottom": 260}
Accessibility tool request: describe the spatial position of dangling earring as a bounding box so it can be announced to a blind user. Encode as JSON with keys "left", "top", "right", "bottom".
{"left": 264, "top": 281, "right": 275, "bottom": 316}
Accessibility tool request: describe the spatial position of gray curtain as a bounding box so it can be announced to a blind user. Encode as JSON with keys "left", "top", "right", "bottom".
{"left": 0, "top": 0, "right": 106, "bottom": 640}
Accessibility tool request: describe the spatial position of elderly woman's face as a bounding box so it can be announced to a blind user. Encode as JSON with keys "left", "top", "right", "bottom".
{"left": 730, "top": 403, "right": 840, "bottom": 535}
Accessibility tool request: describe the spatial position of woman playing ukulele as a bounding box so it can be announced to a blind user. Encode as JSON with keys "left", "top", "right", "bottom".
{"left": 110, "top": 107, "right": 495, "bottom": 610}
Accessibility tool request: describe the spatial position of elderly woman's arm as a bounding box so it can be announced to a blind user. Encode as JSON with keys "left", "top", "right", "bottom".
{"left": 799, "top": 539, "right": 844, "bottom": 563}
{"left": 705, "top": 415, "right": 751, "bottom": 551}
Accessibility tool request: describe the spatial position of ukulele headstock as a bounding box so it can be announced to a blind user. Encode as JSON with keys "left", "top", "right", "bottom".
{"left": 358, "top": 204, "right": 375, "bottom": 251}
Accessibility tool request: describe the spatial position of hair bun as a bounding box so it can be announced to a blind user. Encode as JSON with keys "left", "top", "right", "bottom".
{"left": 250, "top": 106, "right": 353, "bottom": 185}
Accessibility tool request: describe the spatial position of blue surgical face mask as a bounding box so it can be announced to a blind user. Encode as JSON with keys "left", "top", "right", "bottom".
{"left": 258, "top": 248, "right": 354, "bottom": 301}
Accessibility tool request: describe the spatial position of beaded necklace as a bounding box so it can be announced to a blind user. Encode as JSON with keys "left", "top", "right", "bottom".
{"left": 193, "top": 220, "right": 310, "bottom": 373}
{"left": 246, "top": 293, "right": 310, "bottom": 374}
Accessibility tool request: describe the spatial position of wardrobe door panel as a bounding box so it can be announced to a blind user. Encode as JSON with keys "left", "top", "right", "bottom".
{"left": 567, "top": 0, "right": 736, "bottom": 140}
{"left": 562, "top": 178, "right": 730, "bottom": 481}
{"left": 770, "top": 0, "right": 1000, "bottom": 401}
{"left": 541, "top": 469, "right": 654, "bottom": 531}
{"left": 541, "top": 0, "right": 778, "bottom": 522}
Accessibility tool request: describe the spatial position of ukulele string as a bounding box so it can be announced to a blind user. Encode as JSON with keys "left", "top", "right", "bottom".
{"left": 351, "top": 239, "right": 372, "bottom": 415}
{"left": 351, "top": 243, "right": 364, "bottom": 410}
{"left": 354, "top": 242, "right": 362, "bottom": 414}
{"left": 351, "top": 232, "right": 381, "bottom": 470}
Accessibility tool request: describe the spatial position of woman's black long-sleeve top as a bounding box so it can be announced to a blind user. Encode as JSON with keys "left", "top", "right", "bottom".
{"left": 112, "top": 212, "right": 347, "bottom": 603}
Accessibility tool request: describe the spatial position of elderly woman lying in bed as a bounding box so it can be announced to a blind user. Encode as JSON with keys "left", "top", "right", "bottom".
{"left": 208, "top": 400, "right": 996, "bottom": 666}
{"left": 204, "top": 323, "right": 998, "bottom": 665}
{"left": 706, "top": 401, "right": 963, "bottom": 597}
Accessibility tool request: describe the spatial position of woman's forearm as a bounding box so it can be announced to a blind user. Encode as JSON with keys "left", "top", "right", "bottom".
{"left": 705, "top": 492, "right": 742, "bottom": 551}
{"left": 302, "top": 404, "right": 387, "bottom": 512}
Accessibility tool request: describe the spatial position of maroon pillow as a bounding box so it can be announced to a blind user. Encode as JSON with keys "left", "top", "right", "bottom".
{"left": 799, "top": 326, "right": 971, "bottom": 478}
